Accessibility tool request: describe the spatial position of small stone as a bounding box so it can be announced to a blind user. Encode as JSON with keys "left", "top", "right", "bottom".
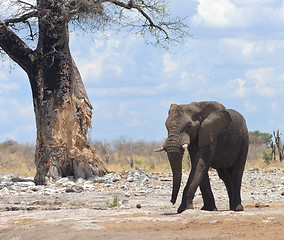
{"left": 75, "top": 178, "right": 85, "bottom": 184}
{"left": 160, "top": 177, "right": 171, "bottom": 181}
{"left": 56, "top": 177, "right": 70, "bottom": 185}
{"left": 102, "top": 173, "right": 121, "bottom": 182}
{"left": 63, "top": 181, "right": 76, "bottom": 187}
{"left": 255, "top": 203, "right": 269, "bottom": 208}
{"left": 0, "top": 187, "right": 10, "bottom": 195}
{"left": 104, "top": 183, "right": 113, "bottom": 188}
{"left": 84, "top": 182, "right": 95, "bottom": 190}
{"left": 127, "top": 176, "right": 134, "bottom": 182}
{"left": 29, "top": 186, "right": 43, "bottom": 192}
{"left": 136, "top": 203, "right": 142, "bottom": 209}
{"left": 88, "top": 176, "right": 99, "bottom": 182}
{"left": 14, "top": 181, "right": 35, "bottom": 187}
{"left": 11, "top": 177, "right": 23, "bottom": 182}
{"left": 210, "top": 220, "right": 218, "bottom": 223}
{"left": 66, "top": 187, "right": 76, "bottom": 193}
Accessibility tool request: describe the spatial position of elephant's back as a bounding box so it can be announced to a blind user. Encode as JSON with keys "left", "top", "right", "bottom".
{"left": 213, "top": 109, "right": 249, "bottom": 169}
{"left": 227, "top": 109, "right": 248, "bottom": 138}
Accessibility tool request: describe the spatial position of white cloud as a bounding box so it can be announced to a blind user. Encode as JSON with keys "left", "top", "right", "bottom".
{"left": 245, "top": 67, "right": 275, "bottom": 86}
{"left": 231, "top": 78, "right": 247, "bottom": 98}
{"left": 244, "top": 68, "right": 276, "bottom": 97}
{"left": 276, "top": 74, "right": 284, "bottom": 87}
{"left": 271, "top": 102, "right": 279, "bottom": 111}
{"left": 0, "top": 82, "right": 19, "bottom": 93}
{"left": 218, "top": 66, "right": 281, "bottom": 99}
{"left": 76, "top": 39, "right": 122, "bottom": 82}
{"left": 244, "top": 101, "right": 258, "bottom": 113}
{"left": 0, "top": 70, "right": 8, "bottom": 81}
{"left": 19, "top": 105, "right": 33, "bottom": 118}
{"left": 215, "top": 39, "right": 284, "bottom": 66}
{"left": 118, "top": 101, "right": 128, "bottom": 117}
{"left": 192, "top": 0, "right": 284, "bottom": 29}
{"left": 162, "top": 53, "right": 178, "bottom": 73}
{"left": 177, "top": 70, "right": 208, "bottom": 91}
{"left": 0, "top": 110, "right": 8, "bottom": 123}
{"left": 126, "top": 118, "right": 144, "bottom": 128}
{"left": 87, "top": 85, "right": 166, "bottom": 98}
{"left": 0, "top": 98, "right": 34, "bottom": 122}
{"left": 72, "top": 35, "right": 141, "bottom": 84}
{"left": 235, "top": 0, "right": 280, "bottom": 5}
{"left": 192, "top": 0, "right": 248, "bottom": 28}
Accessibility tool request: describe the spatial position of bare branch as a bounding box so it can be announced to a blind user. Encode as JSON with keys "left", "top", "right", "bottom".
{"left": 0, "top": 20, "right": 34, "bottom": 73}
{"left": 18, "top": 0, "right": 36, "bottom": 8}
{"left": 66, "top": 0, "right": 105, "bottom": 20}
{"left": 25, "top": 20, "right": 35, "bottom": 40}
{"left": 105, "top": 0, "right": 190, "bottom": 48}
{"left": 108, "top": 0, "right": 133, "bottom": 9}
{"left": 4, "top": 10, "right": 38, "bottom": 26}
{"left": 109, "top": 0, "right": 168, "bottom": 35}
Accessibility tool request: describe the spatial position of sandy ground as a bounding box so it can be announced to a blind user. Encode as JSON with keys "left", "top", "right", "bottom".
{"left": 1, "top": 168, "right": 284, "bottom": 240}
{"left": 1, "top": 201, "right": 283, "bottom": 240}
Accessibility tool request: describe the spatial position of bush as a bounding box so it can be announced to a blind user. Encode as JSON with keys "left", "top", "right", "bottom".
{"left": 249, "top": 131, "right": 272, "bottom": 145}
{"left": 107, "top": 195, "right": 120, "bottom": 208}
{"left": 90, "top": 137, "right": 171, "bottom": 172}
{"left": 262, "top": 152, "right": 272, "bottom": 165}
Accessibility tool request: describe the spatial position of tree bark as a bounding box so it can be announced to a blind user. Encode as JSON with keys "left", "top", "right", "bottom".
{"left": 31, "top": 60, "right": 109, "bottom": 184}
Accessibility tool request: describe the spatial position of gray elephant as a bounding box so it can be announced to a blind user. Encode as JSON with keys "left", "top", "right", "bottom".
{"left": 155, "top": 101, "right": 249, "bottom": 213}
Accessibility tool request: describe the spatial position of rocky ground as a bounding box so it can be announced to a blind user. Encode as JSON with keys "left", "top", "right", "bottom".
{"left": 0, "top": 167, "right": 284, "bottom": 240}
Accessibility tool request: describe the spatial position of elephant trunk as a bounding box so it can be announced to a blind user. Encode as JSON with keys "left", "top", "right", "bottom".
{"left": 167, "top": 151, "right": 183, "bottom": 205}
{"left": 159, "top": 128, "right": 189, "bottom": 205}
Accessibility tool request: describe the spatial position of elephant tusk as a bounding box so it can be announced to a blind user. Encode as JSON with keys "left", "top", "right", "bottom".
{"left": 182, "top": 144, "right": 188, "bottom": 150}
{"left": 154, "top": 147, "right": 164, "bottom": 152}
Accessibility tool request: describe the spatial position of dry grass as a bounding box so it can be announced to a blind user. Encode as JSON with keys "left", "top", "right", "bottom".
{"left": 0, "top": 140, "right": 36, "bottom": 177}
{"left": 246, "top": 159, "right": 284, "bottom": 170}
{"left": 0, "top": 138, "right": 283, "bottom": 177}
{"left": 246, "top": 141, "right": 284, "bottom": 170}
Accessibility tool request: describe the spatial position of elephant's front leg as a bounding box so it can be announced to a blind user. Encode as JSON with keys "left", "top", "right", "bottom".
{"left": 178, "top": 147, "right": 212, "bottom": 213}
{"left": 200, "top": 172, "right": 217, "bottom": 211}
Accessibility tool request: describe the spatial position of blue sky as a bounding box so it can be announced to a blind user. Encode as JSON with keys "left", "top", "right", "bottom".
{"left": 0, "top": 0, "right": 284, "bottom": 143}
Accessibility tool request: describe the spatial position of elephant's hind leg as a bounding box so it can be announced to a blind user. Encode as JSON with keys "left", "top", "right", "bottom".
{"left": 231, "top": 140, "right": 248, "bottom": 211}
{"left": 200, "top": 172, "right": 218, "bottom": 211}
{"left": 217, "top": 151, "right": 247, "bottom": 211}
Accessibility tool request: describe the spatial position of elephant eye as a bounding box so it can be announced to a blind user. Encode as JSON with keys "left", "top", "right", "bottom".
{"left": 181, "top": 123, "right": 191, "bottom": 132}
{"left": 186, "top": 122, "right": 192, "bottom": 128}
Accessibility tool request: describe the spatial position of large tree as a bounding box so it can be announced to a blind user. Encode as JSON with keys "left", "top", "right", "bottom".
{"left": 0, "top": 0, "right": 190, "bottom": 185}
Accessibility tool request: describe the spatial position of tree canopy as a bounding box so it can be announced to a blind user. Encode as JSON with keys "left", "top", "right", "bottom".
{"left": 0, "top": 0, "right": 190, "bottom": 51}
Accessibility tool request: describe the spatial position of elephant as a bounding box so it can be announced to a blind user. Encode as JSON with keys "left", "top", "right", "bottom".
{"left": 155, "top": 101, "right": 249, "bottom": 213}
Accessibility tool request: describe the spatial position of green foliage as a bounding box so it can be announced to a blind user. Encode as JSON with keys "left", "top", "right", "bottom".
{"left": 107, "top": 195, "right": 120, "bottom": 208}
{"left": 134, "top": 158, "right": 142, "bottom": 167}
{"left": 249, "top": 131, "right": 273, "bottom": 145}
{"left": 262, "top": 152, "right": 272, "bottom": 165}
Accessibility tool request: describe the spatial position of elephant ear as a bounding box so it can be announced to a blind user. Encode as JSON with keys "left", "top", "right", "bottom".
{"left": 198, "top": 109, "right": 232, "bottom": 148}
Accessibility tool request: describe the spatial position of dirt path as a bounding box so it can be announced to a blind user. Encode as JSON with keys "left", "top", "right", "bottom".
{"left": 1, "top": 202, "right": 283, "bottom": 240}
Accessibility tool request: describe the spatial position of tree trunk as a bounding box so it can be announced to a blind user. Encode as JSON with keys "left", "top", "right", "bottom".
{"left": 31, "top": 64, "right": 109, "bottom": 185}
{"left": 30, "top": 1, "right": 109, "bottom": 185}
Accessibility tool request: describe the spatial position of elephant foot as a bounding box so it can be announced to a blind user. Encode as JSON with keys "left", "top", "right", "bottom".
{"left": 177, "top": 202, "right": 193, "bottom": 214}
{"left": 231, "top": 204, "right": 244, "bottom": 211}
{"left": 201, "top": 205, "right": 218, "bottom": 211}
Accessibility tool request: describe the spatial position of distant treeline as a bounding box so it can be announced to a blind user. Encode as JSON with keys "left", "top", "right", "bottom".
{"left": 0, "top": 130, "right": 282, "bottom": 175}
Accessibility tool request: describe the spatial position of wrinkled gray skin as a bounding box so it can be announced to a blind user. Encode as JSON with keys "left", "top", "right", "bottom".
{"left": 155, "top": 101, "right": 249, "bottom": 213}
